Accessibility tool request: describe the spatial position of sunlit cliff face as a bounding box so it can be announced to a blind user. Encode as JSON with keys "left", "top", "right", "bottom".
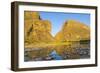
{"left": 55, "top": 20, "right": 90, "bottom": 42}
{"left": 24, "top": 11, "right": 54, "bottom": 44}
{"left": 24, "top": 11, "right": 90, "bottom": 46}
{"left": 24, "top": 11, "right": 90, "bottom": 59}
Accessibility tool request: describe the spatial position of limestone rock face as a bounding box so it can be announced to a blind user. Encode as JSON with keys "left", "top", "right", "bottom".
{"left": 54, "top": 20, "right": 90, "bottom": 57}
{"left": 55, "top": 20, "right": 90, "bottom": 42}
{"left": 24, "top": 11, "right": 54, "bottom": 45}
{"left": 24, "top": 12, "right": 90, "bottom": 60}
{"left": 24, "top": 11, "right": 40, "bottom": 20}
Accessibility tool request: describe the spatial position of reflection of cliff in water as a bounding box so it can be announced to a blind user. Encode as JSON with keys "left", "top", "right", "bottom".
{"left": 55, "top": 40, "right": 90, "bottom": 60}
{"left": 24, "top": 11, "right": 90, "bottom": 62}
{"left": 24, "top": 41, "right": 90, "bottom": 61}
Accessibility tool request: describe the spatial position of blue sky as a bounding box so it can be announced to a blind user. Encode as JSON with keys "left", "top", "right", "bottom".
{"left": 39, "top": 11, "right": 90, "bottom": 36}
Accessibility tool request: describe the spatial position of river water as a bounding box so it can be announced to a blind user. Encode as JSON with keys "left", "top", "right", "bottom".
{"left": 24, "top": 41, "right": 90, "bottom": 61}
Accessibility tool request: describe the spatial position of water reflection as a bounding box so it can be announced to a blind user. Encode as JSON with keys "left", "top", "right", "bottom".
{"left": 24, "top": 41, "right": 90, "bottom": 61}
